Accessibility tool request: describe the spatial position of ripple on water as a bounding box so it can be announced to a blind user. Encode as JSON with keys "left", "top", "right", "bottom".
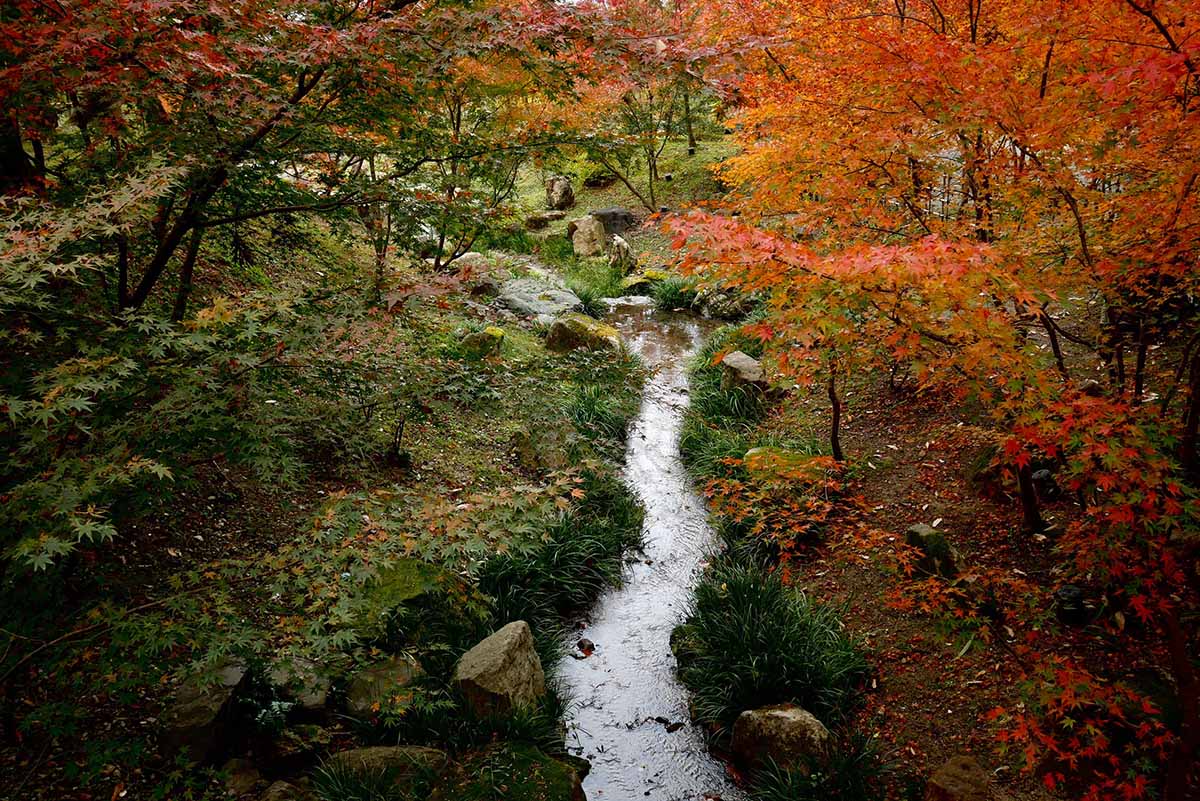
{"left": 558, "top": 303, "right": 745, "bottom": 801}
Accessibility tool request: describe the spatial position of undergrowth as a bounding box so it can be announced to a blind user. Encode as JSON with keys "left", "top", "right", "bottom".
{"left": 749, "top": 734, "right": 894, "bottom": 801}
{"left": 673, "top": 557, "right": 869, "bottom": 732}
{"left": 478, "top": 469, "right": 644, "bottom": 625}
{"left": 652, "top": 276, "right": 697, "bottom": 311}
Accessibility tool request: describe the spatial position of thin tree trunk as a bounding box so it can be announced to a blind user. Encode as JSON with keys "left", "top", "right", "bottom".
{"left": 0, "top": 114, "right": 34, "bottom": 193}
{"left": 828, "top": 361, "right": 845, "bottom": 462}
{"left": 1041, "top": 310, "right": 1069, "bottom": 379}
{"left": 171, "top": 227, "right": 204, "bottom": 322}
{"left": 683, "top": 89, "right": 697, "bottom": 156}
{"left": 1017, "top": 463, "right": 1045, "bottom": 533}
{"left": 1162, "top": 612, "right": 1199, "bottom": 801}
{"left": 1181, "top": 348, "right": 1200, "bottom": 479}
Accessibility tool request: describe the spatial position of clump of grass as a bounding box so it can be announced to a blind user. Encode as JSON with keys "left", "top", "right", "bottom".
{"left": 678, "top": 411, "right": 752, "bottom": 480}
{"left": 750, "top": 734, "right": 893, "bottom": 801}
{"left": 568, "top": 280, "right": 607, "bottom": 318}
{"left": 566, "top": 257, "right": 625, "bottom": 305}
{"left": 534, "top": 235, "right": 576, "bottom": 269}
{"left": 653, "top": 276, "right": 698, "bottom": 310}
{"left": 566, "top": 383, "right": 636, "bottom": 445}
{"left": 477, "top": 469, "right": 644, "bottom": 625}
{"left": 673, "top": 557, "right": 868, "bottom": 730}
{"left": 312, "top": 755, "right": 438, "bottom": 801}
{"left": 379, "top": 676, "right": 571, "bottom": 760}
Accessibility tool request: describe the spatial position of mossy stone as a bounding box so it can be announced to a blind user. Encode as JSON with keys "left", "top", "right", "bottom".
{"left": 460, "top": 326, "right": 505, "bottom": 360}
{"left": 545, "top": 312, "right": 621, "bottom": 353}
{"left": 905, "top": 523, "right": 960, "bottom": 579}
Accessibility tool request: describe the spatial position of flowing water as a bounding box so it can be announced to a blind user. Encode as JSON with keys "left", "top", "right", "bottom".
{"left": 559, "top": 298, "right": 746, "bottom": 801}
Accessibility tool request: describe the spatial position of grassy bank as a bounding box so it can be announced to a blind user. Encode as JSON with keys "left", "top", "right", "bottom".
{"left": 0, "top": 237, "right": 647, "bottom": 800}
{"left": 671, "top": 321, "right": 896, "bottom": 799}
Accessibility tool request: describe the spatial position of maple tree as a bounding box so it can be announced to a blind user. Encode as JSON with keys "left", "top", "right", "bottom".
{"left": 671, "top": 0, "right": 1200, "bottom": 797}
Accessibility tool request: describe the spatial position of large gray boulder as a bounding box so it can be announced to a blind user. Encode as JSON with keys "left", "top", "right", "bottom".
{"left": 730, "top": 704, "right": 831, "bottom": 772}
{"left": 720, "top": 350, "right": 768, "bottom": 391}
{"left": 453, "top": 621, "right": 546, "bottom": 717}
{"left": 545, "top": 313, "right": 621, "bottom": 353}
{"left": 590, "top": 206, "right": 638, "bottom": 236}
{"left": 269, "top": 656, "right": 329, "bottom": 715}
{"left": 569, "top": 215, "right": 607, "bottom": 257}
{"left": 545, "top": 175, "right": 575, "bottom": 211}
{"left": 345, "top": 655, "right": 424, "bottom": 719}
{"left": 926, "top": 755, "right": 992, "bottom": 801}
{"left": 160, "top": 660, "right": 247, "bottom": 763}
{"left": 498, "top": 278, "right": 583, "bottom": 321}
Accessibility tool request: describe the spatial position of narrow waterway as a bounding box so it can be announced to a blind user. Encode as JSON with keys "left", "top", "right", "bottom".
{"left": 560, "top": 298, "right": 746, "bottom": 801}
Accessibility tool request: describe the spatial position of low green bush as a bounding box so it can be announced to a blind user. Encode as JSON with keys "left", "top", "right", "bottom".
{"left": 312, "top": 753, "right": 439, "bottom": 801}
{"left": 478, "top": 470, "right": 643, "bottom": 625}
{"left": 568, "top": 280, "right": 607, "bottom": 318}
{"left": 566, "top": 383, "right": 636, "bottom": 445}
{"left": 674, "top": 557, "right": 868, "bottom": 730}
{"left": 566, "top": 257, "right": 626, "bottom": 303}
{"left": 750, "top": 734, "right": 893, "bottom": 801}
{"left": 378, "top": 675, "right": 570, "bottom": 760}
{"left": 652, "top": 276, "right": 697, "bottom": 311}
{"left": 678, "top": 411, "right": 753, "bottom": 480}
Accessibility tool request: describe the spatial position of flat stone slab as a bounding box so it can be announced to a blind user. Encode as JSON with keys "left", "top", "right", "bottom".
{"left": 498, "top": 278, "right": 582, "bottom": 320}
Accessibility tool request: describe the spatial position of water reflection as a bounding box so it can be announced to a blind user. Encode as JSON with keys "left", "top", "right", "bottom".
{"left": 558, "top": 299, "right": 745, "bottom": 801}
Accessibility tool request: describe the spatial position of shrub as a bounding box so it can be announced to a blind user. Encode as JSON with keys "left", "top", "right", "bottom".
{"left": 679, "top": 411, "right": 753, "bottom": 480}
{"left": 568, "top": 280, "right": 607, "bottom": 318}
{"left": 566, "top": 257, "right": 626, "bottom": 303}
{"left": 312, "top": 754, "right": 439, "bottom": 801}
{"left": 378, "top": 675, "right": 570, "bottom": 759}
{"left": 477, "top": 469, "right": 643, "bottom": 625}
{"left": 566, "top": 383, "right": 635, "bottom": 445}
{"left": 652, "top": 276, "right": 697, "bottom": 310}
{"left": 674, "top": 557, "right": 868, "bottom": 730}
{"left": 750, "top": 734, "right": 893, "bottom": 801}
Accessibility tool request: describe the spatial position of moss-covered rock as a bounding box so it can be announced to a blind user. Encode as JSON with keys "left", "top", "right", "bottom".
{"left": 429, "top": 743, "right": 585, "bottom": 801}
{"left": 545, "top": 313, "right": 620, "bottom": 353}
{"left": 345, "top": 655, "right": 424, "bottom": 718}
{"left": 621, "top": 269, "right": 671, "bottom": 295}
{"left": 904, "top": 523, "right": 960, "bottom": 579}
{"left": 460, "top": 326, "right": 505, "bottom": 360}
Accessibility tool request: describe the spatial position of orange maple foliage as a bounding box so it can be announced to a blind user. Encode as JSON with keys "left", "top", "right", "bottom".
{"left": 675, "top": 1, "right": 1200, "bottom": 798}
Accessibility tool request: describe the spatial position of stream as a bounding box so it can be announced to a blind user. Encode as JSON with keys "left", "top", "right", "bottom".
{"left": 559, "top": 298, "right": 746, "bottom": 801}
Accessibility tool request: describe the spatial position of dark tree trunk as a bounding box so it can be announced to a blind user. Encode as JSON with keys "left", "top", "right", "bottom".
{"left": 683, "top": 89, "right": 697, "bottom": 156}
{"left": 1181, "top": 348, "right": 1200, "bottom": 479}
{"left": 1162, "top": 612, "right": 1199, "bottom": 801}
{"left": 0, "top": 114, "right": 35, "bottom": 193}
{"left": 1017, "top": 463, "right": 1046, "bottom": 533}
{"left": 828, "top": 362, "right": 845, "bottom": 462}
{"left": 171, "top": 227, "right": 204, "bottom": 322}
